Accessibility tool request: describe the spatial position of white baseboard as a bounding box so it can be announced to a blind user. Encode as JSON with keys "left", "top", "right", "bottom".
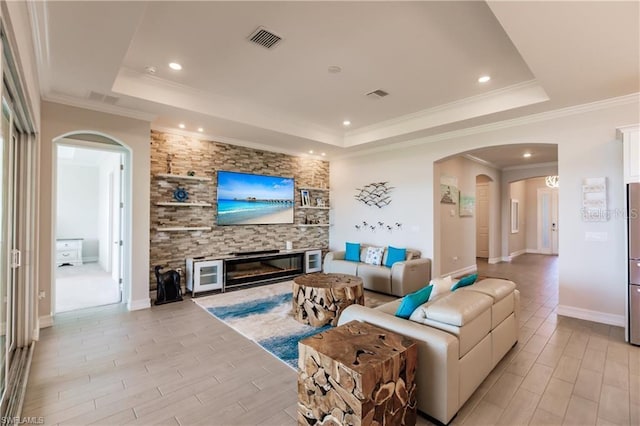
{"left": 128, "top": 298, "right": 151, "bottom": 311}
{"left": 444, "top": 264, "right": 478, "bottom": 278}
{"left": 488, "top": 257, "right": 502, "bottom": 264}
{"left": 501, "top": 256, "right": 511, "bottom": 262}
{"left": 526, "top": 249, "right": 541, "bottom": 254}
{"left": 557, "top": 305, "right": 625, "bottom": 327}
{"left": 39, "top": 314, "right": 53, "bottom": 328}
{"left": 509, "top": 249, "right": 527, "bottom": 258}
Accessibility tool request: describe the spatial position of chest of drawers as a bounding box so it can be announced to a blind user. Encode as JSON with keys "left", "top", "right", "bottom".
{"left": 56, "top": 239, "right": 83, "bottom": 266}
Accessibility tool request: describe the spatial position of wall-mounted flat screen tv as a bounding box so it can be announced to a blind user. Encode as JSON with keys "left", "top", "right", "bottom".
{"left": 217, "top": 171, "right": 295, "bottom": 225}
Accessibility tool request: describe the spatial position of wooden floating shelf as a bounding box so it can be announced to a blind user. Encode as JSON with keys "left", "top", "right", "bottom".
{"left": 298, "top": 206, "right": 330, "bottom": 210}
{"left": 155, "top": 173, "right": 212, "bottom": 182}
{"left": 156, "top": 226, "right": 212, "bottom": 232}
{"left": 297, "top": 224, "right": 331, "bottom": 227}
{"left": 299, "top": 187, "right": 330, "bottom": 192}
{"left": 155, "top": 202, "right": 213, "bottom": 207}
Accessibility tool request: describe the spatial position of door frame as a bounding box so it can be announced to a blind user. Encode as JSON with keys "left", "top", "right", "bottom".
{"left": 51, "top": 135, "right": 131, "bottom": 315}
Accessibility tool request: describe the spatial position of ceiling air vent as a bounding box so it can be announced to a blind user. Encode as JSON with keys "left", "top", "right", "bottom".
{"left": 365, "top": 89, "right": 389, "bottom": 100}
{"left": 88, "top": 91, "right": 120, "bottom": 105}
{"left": 248, "top": 27, "right": 282, "bottom": 49}
{"left": 103, "top": 95, "right": 119, "bottom": 105}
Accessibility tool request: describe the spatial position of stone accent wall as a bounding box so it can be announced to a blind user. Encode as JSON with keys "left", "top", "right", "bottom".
{"left": 149, "top": 130, "right": 330, "bottom": 291}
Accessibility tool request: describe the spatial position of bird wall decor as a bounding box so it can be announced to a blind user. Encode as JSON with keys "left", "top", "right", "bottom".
{"left": 354, "top": 182, "right": 394, "bottom": 208}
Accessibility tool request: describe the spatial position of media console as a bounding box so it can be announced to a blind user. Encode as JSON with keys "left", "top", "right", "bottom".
{"left": 186, "top": 248, "right": 322, "bottom": 295}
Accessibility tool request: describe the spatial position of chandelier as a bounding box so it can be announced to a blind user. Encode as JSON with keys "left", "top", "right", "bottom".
{"left": 545, "top": 175, "right": 559, "bottom": 188}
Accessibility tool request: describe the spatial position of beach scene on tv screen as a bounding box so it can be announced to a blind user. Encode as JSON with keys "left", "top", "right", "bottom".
{"left": 217, "top": 171, "right": 295, "bottom": 225}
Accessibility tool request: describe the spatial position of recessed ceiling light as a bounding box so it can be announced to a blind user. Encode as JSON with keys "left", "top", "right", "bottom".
{"left": 197, "top": 127, "right": 204, "bottom": 132}
{"left": 321, "top": 153, "right": 326, "bottom": 156}
{"left": 478, "top": 75, "right": 491, "bottom": 83}
{"left": 178, "top": 123, "right": 185, "bottom": 129}
{"left": 309, "top": 150, "right": 314, "bottom": 154}
{"left": 343, "top": 120, "right": 351, "bottom": 127}
{"left": 328, "top": 65, "right": 342, "bottom": 74}
{"left": 169, "top": 62, "right": 182, "bottom": 71}
{"left": 523, "top": 152, "right": 532, "bottom": 158}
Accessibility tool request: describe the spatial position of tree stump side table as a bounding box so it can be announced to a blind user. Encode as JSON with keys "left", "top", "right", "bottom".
{"left": 298, "top": 320, "right": 418, "bottom": 425}
{"left": 292, "top": 273, "right": 364, "bottom": 327}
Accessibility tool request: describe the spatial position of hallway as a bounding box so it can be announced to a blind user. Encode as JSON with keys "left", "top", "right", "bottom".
{"left": 478, "top": 254, "right": 559, "bottom": 336}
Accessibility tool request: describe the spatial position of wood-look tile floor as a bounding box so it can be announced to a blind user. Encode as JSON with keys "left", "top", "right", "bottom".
{"left": 23, "top": 254, "right": 639, "bottom": 425}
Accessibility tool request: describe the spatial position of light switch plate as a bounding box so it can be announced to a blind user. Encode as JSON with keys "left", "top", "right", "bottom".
{"left": 585, "top": 231, "right": 608, "bottom": 242}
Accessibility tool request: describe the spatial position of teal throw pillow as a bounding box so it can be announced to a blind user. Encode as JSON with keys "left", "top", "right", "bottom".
{"left": 395, "top": 284, "right": 433, "bottom": 319}
{"left": 451, "top": 273, "right": 478, "bottom": 291}
{"left": 385, "top": 246, "right": 407, "bottom": 268}
{"left": 345, "top": 242, "right": 361, "bottom": 262}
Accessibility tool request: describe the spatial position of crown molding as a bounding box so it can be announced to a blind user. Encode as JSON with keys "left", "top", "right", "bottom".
{"left": 344, "top": 79, "right": 549, "bottom": 147}
{"left": 616, "top": 123, "right": 640, "bottom": 139}
{"left": 502, "top": 161, "right": 558, "bottom": 172}
{"left": 462, "top": 154, "right": 501, "bottom": 170}
{"left": 26, "top": 0, "right": 51, "bottom": 94}
{"left": 115, "top": 67, "right": 342, "bottom": 147}
{"left": 150, "top": 125, "right": 328, "bottom": 161}
{"left": 43, "top": 93, "right": 156, "bottom": 122}
{"left": 333, "top": 92, "right": 640, "bottom": 160}
{"left": 348, "top": 80, "right": 542, "bottom": 136}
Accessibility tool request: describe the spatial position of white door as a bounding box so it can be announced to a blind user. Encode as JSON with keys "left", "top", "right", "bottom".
{"left": 111, "top": 157, "right": 123, "bottom": 292}
{"left": 476, "top": 183, "right": 490, "bottom": 258}
{"left": 537, "top": 188, "right": 559, "bottom": 254}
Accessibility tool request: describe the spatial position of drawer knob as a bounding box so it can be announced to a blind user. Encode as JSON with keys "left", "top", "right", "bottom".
{"left": 62, "top": 253, "right": 69, "bottom": 257}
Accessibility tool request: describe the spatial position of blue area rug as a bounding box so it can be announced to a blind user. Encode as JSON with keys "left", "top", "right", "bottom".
{"left": 194, "top": 281, "right": 330, "bottom": 368}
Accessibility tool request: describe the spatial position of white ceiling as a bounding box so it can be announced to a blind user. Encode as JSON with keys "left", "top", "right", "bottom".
{"left": 463, "top": 144, "right": 558, "bottom": 170}
{"left": 31, "top": 1, "right": 639, "bottom": 166}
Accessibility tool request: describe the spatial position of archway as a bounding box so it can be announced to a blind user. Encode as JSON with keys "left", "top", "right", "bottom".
{"left": 433, "top": 143, "right": 558, "bottom": 277}
{"left": 51, "top": 131, "right": 132, "bottom": 314}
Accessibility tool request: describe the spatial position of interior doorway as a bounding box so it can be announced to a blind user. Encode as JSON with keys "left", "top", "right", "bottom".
{"left": 476, "top": 175, "right": 492, "bottom": 259}
{"left": 54, "top": 140, "right": 124, "bottom": 313}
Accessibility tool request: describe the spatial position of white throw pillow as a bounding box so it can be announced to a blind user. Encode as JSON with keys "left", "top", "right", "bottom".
{"left": 364, "top": 246, "right": 384, "bottom": 266}
{"left": 428, "top": 275, "right": 453, "bottom": 301}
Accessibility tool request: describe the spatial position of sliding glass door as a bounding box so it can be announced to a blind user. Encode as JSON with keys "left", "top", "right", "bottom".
{"left": 0, "top": 92, "right": 6, "bottom": 403}
{"left": 0, "top": 17, "right": 38, "bottom": 414}
{"left": 0, "top": 95, "right": 18, "bottom": 405}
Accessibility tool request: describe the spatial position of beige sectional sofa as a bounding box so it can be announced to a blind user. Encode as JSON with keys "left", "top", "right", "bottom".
{"left": 323, "top": 245, "right": 431, "bottom": 296}
{"left": 338, "top": 278, "right": 520, "bottom": 425}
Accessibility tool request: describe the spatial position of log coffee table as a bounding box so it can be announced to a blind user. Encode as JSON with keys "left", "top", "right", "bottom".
{"left": 298, "top": 320, "right": 418, "bottom": 425}
{"left": 292, "top": 273, "right": 364, "bottom": 327}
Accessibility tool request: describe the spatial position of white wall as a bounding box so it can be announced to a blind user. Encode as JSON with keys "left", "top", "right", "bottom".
{"left": 56, "top": 163, "right": 100, "bottom": 261}
{"left": 508, "top": 180, "right": 527, "bottom": 255}
{"left": 436, "top": 156, "right": 501, "bottom": 276}
{"left": 330, "top": 149, "right": 434, "bottom": 256}
{"left": 331, "top": 99, "right": 639, "bottom": 325}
